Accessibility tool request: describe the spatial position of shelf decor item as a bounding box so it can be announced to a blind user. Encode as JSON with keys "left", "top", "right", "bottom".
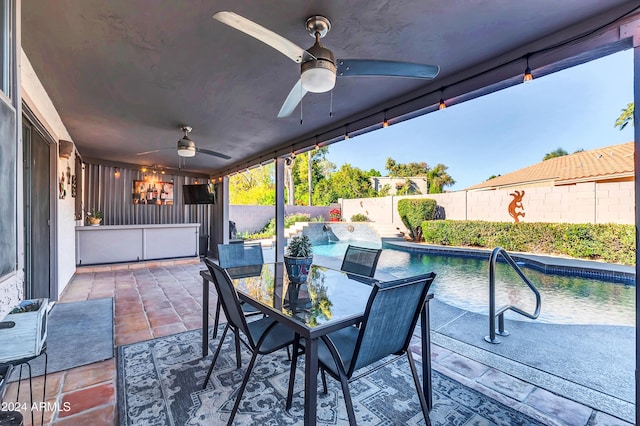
{"left": 284, "top": 235, "right": 313, "bottom": 284}
{"left": 87, "top": 209, "right": 103, "bottom": 226}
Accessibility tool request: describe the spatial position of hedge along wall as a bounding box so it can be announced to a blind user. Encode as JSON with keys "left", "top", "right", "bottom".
{"left": 339, "top": 181, "right": 634, "bottom": 228}
{"left": 420, "top": 220, "right": 635, "bottom": 265}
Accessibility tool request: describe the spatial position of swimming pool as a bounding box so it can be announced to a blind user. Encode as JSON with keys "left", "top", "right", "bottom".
{"left": 312, "top": 241, "right": 635, "bottom": 327}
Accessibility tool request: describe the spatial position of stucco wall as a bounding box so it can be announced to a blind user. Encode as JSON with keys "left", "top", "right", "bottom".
{"left": 229, "top": 205, "right": 333, "bottom": 234}
{"left": 22, "top": 50, "right": 78, "bottom": 297}
{"left": 340, "top": 181, "right": 634, "bottom": 226}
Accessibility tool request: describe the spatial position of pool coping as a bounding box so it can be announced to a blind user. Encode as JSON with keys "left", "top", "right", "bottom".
{"left": 382, "top": 239, "right": 636, "bottom": 285}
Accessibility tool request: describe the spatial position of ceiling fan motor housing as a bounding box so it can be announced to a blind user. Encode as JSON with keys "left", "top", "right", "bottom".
{"left": 301, "top": 42, "right": 336, "bottom": 93}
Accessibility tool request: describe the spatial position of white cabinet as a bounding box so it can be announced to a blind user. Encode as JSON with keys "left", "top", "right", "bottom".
{"left": 76, "top": 224, "right": 200, "bottom": 265}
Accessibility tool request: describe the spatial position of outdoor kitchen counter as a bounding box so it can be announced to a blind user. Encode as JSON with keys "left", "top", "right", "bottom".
{"left": 75, "top": 223, "right": 200, "bottom": 265}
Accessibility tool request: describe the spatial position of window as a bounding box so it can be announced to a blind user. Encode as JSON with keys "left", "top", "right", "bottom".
{"left": 0, "top": 0, "right": 11, "bottom": 96}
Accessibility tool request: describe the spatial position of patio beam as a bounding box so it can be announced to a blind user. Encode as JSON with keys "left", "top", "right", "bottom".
{"left": 633, "top": 27, "right": 639, "bottom": 426}
{"left": 275, "top": 157, "right": 285, "bottom": 262}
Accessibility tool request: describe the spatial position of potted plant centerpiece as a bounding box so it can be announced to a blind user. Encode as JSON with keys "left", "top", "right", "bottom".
{"left": 87, "top": 209, "right": 103, "bottom": 226}
{"left": 284, "top": 234, "right": 313, "bottom": 284}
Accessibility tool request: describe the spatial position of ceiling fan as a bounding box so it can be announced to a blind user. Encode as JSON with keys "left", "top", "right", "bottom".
{"left": 212, "top": 11, "right": 440, "bottom": 117}
{"left": 136, "top": 125, "right": 231, "bottom": 160}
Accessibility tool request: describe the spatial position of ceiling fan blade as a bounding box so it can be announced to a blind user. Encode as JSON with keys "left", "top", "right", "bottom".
{"left": 196, "top": 148, "right": 232, "bottom": 160}
{"left": 278, "top": 79, "right": 308, "bottom": 118}
{"left": 336, "top": 59, "right": 440, "bottom": 79}
{"left": 213, "top": 11, "right": 313, "bottom": 64}
{"left": 136, "top": 147, "right": 173, "bottom": 156}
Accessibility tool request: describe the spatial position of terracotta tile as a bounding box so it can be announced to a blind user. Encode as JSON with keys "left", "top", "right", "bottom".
{"left": 145, "top": 307, "right": 177, "bottom": 320}
{"left": 525, "top": 388, "right": 592, "bottom": 426}
{"left": 92, "top": 266, "right": 114, "bottom": 273}
{"left": 141, "top": 299, "right": 172, "bottom": 310}
{"left": 152, "top": 322, "right": 186, "bottom": 337}
{"left": 58, "top": 384, "right": 114, "bottom": 418}
{"left": 58, "top": 295, "right": 89, "bottom": 303}
{"left": 148, "top": 314, "right": 181, "bottom": 328}
{"left": 52, "top": 404, "right": 115, "bottom": 426}
{"left": 114, "top": 289, "right": 139, "bottom": 298}
{"left": 62, "top": 359, "right": 116, "bottom": 393}
{"left": 182, "top": 316, "right": 202, "bottom": 330}
{"left": 115, "top": 329, "right": 153, "bottom": 346}
{"left": 115, "top": 318, "right": 149, "bottom": 335}
{"left": 115, "top": 312, "right": 147, "bottom": 327}
{"left": 89, "top": 291, "right": 115, "bottom": 299}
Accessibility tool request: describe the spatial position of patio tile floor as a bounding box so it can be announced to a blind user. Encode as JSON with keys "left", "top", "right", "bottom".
{"left": 4, "top": 259, "right": 634, "bottom": 426}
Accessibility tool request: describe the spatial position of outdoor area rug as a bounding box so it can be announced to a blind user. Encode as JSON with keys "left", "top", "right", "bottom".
{"left": 117, "top": 326, "right": 545, "bottom": 425}
{"left": 11, "top": 297, "right": 114, "bottom": 379}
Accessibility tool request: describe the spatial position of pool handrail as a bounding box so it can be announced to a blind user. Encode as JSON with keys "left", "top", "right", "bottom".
{"left": 485, "top": 247, "right": 541, "bottom": 344}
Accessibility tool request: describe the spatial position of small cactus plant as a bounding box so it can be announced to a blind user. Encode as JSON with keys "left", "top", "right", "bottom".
{"left": 286, "top": 235, "right": 313, "bottom": 258}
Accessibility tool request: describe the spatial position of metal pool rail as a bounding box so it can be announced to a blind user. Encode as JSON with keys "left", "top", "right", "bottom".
{"left": 485, "top": 247, "right": 542, "bottom": 344}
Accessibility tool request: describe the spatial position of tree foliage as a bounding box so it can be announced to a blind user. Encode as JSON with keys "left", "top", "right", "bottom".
{"left": 543, "top": 147, "right": 568, "bottom": 161}
{"left": 385, "top": 157, "right": 429, "bottom": 177}
{"left": 312, "top": 163, "right": 380, "bottom": 205}
{"left": 614, "top": 102, "right": 634, "bottom": 130}
{"left": 427, "top": 164, "right": 455, "bottom": 194}
{"left": 229, "top": 164, "right": 275, "bottom": 205}
{"left": 291, "top": 147, "right": 333, "bottom": 205}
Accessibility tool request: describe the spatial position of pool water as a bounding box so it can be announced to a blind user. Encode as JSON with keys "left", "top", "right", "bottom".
{"left": 313, "top": 241, "right": 635, "bottom": 326}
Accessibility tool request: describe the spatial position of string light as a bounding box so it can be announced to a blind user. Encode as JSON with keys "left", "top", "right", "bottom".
{"left": 382, "top": 111, "right": 389, "bottom": 128}
{"left": 344, "top": 125, "right": 350, "bottom": 140}
{"left": 114, "top": 167, "right": 120, "bottom": 177}
{"left": 438, "top": 88, "right": 446, "bottom": 110}
{"left": 523, "top": 55, "right": 533, "bottom": 83}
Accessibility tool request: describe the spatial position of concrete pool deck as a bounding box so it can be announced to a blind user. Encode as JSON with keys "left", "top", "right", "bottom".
{"left": 280, "top": 243, "right": 636, "bottom": 424}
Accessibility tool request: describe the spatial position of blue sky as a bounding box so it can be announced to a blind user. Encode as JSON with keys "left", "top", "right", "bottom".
{"left": 325, "top": 49, "right": 634, "bottom": 191}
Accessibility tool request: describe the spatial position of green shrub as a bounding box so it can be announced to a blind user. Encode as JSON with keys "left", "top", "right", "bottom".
{"left": 350, "top": 213, "right": 369, "bottom": 222}
{"left": 397, "top": 198, "right": 437, "bottom": 241}
{"left": 420, "top": 220, "right": 635, "bottom": 265}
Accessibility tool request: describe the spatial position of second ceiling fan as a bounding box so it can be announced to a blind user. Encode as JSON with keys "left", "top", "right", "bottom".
{"left": 136, "top": 125, "right": 231, "bottom": 160}
{"left": 213, "top": 11, "right": 440, "bottom": 118}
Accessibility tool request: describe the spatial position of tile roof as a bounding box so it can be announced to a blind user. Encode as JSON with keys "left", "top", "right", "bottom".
{"left": 465, "top": 142, "right": 634, "bottom": 190}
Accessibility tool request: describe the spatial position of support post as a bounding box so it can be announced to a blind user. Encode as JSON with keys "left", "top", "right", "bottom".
{"left": 275, "top": 157, "right": 286, "bottom": 262}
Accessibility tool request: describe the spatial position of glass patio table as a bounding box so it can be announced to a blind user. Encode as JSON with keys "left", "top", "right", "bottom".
{"left": 200, "top": 262, "right": 434, "bottom": 426}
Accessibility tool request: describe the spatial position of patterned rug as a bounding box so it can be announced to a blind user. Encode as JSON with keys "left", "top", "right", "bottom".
{"left": 117, "top": 327, "right": 544, "bottom": 425}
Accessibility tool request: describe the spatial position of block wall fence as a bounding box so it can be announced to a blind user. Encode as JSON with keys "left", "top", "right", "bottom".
{"left": 339, "top": 181, "right": 634, "bottom": 230}
{"left": 229, "top": 205, "right": 333, "bottom": 234}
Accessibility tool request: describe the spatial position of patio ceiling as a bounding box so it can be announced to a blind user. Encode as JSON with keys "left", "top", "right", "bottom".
{"left": 22, "top": 1, "right": 639, "bottom": 175}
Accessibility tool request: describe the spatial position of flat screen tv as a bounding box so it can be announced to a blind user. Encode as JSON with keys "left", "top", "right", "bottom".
{"left": 183, "top": 184, "right": 216, "bottom": 205}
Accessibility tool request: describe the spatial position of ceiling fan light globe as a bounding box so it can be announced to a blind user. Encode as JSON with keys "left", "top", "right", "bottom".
{"left": 177, "top": 137, "right": 197, "bottom": 157}
{"left": 301, "top": 67, "right": 336, "bottom": 93}
{"left": 177, "top": 147, "right": 196, "bottom": 157}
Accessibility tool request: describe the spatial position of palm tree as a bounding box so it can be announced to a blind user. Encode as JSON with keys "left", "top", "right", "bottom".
{"left": 427, "top": 164, "right": 455, "bottom": 194}
{"left": 614, "top": 103, "right": 634, "bottom": 130}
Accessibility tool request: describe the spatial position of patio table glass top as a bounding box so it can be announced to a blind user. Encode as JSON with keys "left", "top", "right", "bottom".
{"left": 226, "top": 263, "right": 374, "bottom": 332}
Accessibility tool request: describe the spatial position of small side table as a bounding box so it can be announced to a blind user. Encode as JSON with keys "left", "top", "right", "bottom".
{"left": 0, "top": 365, "right": 23, "bottom": 426}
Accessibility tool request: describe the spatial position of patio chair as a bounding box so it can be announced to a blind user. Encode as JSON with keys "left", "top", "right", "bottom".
{"left": 202, "top": 259, "right": 295, "bottom": 425}
{"left": 340, "top": 245, "right": 382, "bottom": 278}
{"left": 213, "top": 243, "right": 264, "bottom": 368}
{"left": 286, "top": 272, "right": 436, "bottom": 426}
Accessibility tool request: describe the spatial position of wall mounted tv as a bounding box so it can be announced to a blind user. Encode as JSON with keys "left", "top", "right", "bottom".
{"left": 183, "top": 184, "right": 216, "bottom": 205}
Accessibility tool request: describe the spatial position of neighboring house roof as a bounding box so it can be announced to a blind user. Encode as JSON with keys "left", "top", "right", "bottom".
{"left": 466, "top": 142, "right": 634, "bottom": 191}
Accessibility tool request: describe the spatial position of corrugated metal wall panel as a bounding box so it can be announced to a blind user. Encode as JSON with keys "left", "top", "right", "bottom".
{"left": 83, "top": 163, "right": 210, "bottom": 233}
